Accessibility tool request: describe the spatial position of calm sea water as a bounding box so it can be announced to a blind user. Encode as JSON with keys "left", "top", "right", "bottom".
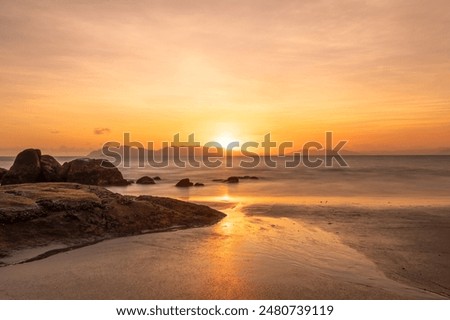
{"left": 2, "top": 155, "right": 449, "bottom": 205}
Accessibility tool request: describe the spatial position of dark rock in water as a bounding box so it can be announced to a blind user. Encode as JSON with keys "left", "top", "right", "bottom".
{"left": 153, "top": 176, "right": 162, "bottom": 181}
{"left": 238, "top": 175, "right": 259, "bottom": 180}
{"left": 226, "top": 176, "right": 239, "bottom": 183}
{"left": 59, "top": 158, "right": 129, "bottom": 186}
{"left": 0, "top": 168, "right": 7, "bottom": 181}
{"left": 136, "top": 176, "right": 156, "bottom": 184}
{"left": 176, "top": 178, "right": 194, "bottom": 187}
{"left": 194, "top": 182, "right": 205, "bottom": 187}
{"left": 212, "top": 176, "right": 258, "bottom": 183}
{"left": 40, "top": 155, "right": 62, "bottom": 182}
{"left": 1, "top": 149, "right": 42, "bottom": 185}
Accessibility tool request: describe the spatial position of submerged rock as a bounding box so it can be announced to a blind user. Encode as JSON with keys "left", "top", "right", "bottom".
{"left": 212, "top": 176, "right": 259, "bottom": 183}
{"left": 136, "top": 176, "right": 156, "bottom": 184}
{"left": 153, "top": 176, "right": 162, "bottom": 181}
{"left": 194, "top": 182, "right": 205, "bottom": 187}
{"left": 239, "top": 175, "right": 259, "bottom": 180}
{"left": 225, "top": 176, "right": 239, "bottom": 183}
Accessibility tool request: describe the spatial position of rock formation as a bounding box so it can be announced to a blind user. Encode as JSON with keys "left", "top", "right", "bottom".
{"left": 0, "top": 183, "right": 226, "bottom": 263}
{"left": 0, "top": 168, "right": 7, "bottom": 181}
{"left": 59, "top": 158, "right": 129, "bottom": 186}
{"left": 136, "top": 176, "right": 156, "bottom": 184}
{"left": 1, "top": 149, "right": 129, "bottom": 187}
{"left": 1, "top": 149, "right": 42, "bottom": 185}
{"left": 175, "top": 178, "right": 194, "bottom": 187}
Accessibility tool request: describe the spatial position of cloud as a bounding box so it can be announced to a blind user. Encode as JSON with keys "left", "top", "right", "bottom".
{"left": 94, "top": 128, "right": 111, "bottom": 135}
{"left": 50, "top": 130, "right": 60, "bottom": 134}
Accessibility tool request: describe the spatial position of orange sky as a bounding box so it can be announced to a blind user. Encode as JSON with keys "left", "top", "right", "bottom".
{"left": 1, "top": 0, "right": 449, "bottom": 155}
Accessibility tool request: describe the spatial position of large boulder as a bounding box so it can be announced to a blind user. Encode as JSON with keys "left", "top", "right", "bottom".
{"left": 1, "top": 149, "right": 42, "bottom": 185}
{"left": 175, "top": 178, "right": 194, "bottom": 187}
{"left": 0, "top": 183, "right": 226, "bottom": 261}
{"left": 59, "top": 158, "right": 129, "bottom": 186}
{"left": 40, "top": 155, "right": 62, "bottom": 182}
{"left": 136, "top": 176, "right": 156, "bottom": 184}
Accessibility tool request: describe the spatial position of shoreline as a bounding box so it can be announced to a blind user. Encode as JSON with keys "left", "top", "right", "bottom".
{"left": 243, "top": 203, "right": 450, "bottom": 298}
{"left": 0, "top": 183, "right": 226, "bottom": 265}
{"left": 2, "top": 222, "right": 224, "bottom": 267}
{"left": 0, "top": 199, "right": 448, "bottom": 299}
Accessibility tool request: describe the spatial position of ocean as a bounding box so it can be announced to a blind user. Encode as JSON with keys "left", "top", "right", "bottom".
{"left": 1, "top": 155, "right": 450, "bottom": 205}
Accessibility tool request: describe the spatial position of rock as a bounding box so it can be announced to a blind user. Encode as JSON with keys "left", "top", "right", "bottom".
{"left": 212, "top": 176, "right": 258, "bottom": 183}
{"left": 136, "top": 176, "right": 156, "bottom": 184}
{"left": 238, "top": 175, "right": 259, "bottom": 180}
{"left": 59, "top": 158, "right": 129, "bottom": 186}
{"left": 0, "top": 168, "right": 7, "bottom": 181}
{"left": 40, "top": 155, "right": 62, "bottom": 182}
{"left": 0, "top": 182, "right": 226, "bottom": 261}
{"left": 1, "top": 149, "right": 42, "bottom": 185}
{"left": 175, "top": 178, "right": 194, "bottom": 187}
{"left": 1, "top": 149, "right": 131, "bottom": 187}
{"left": 225, "top": 176, "right": 239, "bottom": 183}
{"left": 153, "top": 176, "right": 161, "bottom": 181}
{"left": 194, "top": 182, "right": 205, "bottom": 187}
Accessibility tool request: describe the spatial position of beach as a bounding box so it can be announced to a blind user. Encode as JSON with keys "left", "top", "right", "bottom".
{"left": 0, "top": 200, "right": 448, "bottom": 299}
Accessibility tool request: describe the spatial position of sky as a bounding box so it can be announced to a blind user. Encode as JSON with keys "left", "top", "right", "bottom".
{"left": 1, "top": 0, "right": 449, "bottom": 155}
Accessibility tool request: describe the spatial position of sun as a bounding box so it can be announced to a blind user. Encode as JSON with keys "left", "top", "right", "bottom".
{"left": 208, "top": 122, "right": 242, "bottom": 149}
{"left": 214, "top": 133, "right": 239, "bottom": 148}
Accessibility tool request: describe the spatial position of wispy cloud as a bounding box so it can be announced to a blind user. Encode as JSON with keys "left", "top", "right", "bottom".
{"left": 94, "top": 128, "right": 111, "bottom": 135}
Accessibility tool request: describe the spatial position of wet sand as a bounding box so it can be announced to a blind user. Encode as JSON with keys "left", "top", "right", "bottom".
{"left": 244, "top": 203, "right": 450, "bottom": 298}
{"left": 0, "top": 202, "right": 447, "bottom": 299}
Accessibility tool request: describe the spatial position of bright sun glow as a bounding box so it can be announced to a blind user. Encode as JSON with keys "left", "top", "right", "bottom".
{"left": 214, "top": 133, "right": 239, "bottom": 148}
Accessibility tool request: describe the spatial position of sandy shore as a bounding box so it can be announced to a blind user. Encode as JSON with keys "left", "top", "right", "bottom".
{"left": 0, "top": 201, "right": 448, "bottom": 299}
{"left": 243, "top": 203, "right": 450, "bottom": 298}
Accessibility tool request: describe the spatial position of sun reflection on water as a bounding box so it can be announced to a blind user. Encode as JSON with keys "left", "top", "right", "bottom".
{"left": 218, "top": 194, "right": 231, "bottom": 202}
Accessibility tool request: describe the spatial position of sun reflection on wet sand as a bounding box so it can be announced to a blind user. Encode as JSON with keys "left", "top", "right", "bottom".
{"left": 192, "top": 200, "right": 439, "bottom": 299}
{"left": 196, "top": 205, "right": 258, "bottom": 298}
